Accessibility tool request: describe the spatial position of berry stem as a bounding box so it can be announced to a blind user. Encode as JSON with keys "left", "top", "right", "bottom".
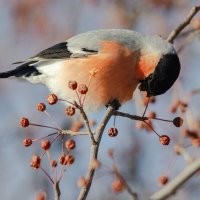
{"left": 143, "top": 120, "right": 160, "bottom": 137}
{"left": 61, "top": 135, "right": 64, "bottom": 155}
{"left": 113, "top": 115, "right": 117, "bottom": 127}
{"left": 40, "top": 167, "right": 54, "bottom": 184}
{"left": 30, "top": 123, "right": 60, "bottom": 131}
{"left": 44, "top": 110, "right": 61, "bottom": 130}
{"left": 81, "top": 76, "right": 92, "bottom": 106}
{"left": 142, "top": 97, "right": 150, "bottom": 117}
{"left": 58, "top": 164, "right": 65, "bottom": 182}
{"left": 47, "top": 151, "right": 57, "bottom": 182}
{"left": 151, "top": 117, "right": 173, "bottom": 123}
{"left": 33, "top": 132, "right": 58, "bottom": 142}
{"left": 40, "top": 134, "right": 61, "bottom": 159}
{"left": 75, "top": 90, "right": 82, "bottom": 106}
{"left": 58, "top": 98, "right": 76, "bottom": 106}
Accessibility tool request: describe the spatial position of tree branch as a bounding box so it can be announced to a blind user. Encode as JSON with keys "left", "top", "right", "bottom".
{"left": 77, "top": 105, "right": 116, "bottom": 200}
{"left": 173, "top": 145, "right": 194, "bottom": 163}
{"left": 54, "top": 181, "right": 61, "bottom": 200}
{"left": 150, "top": 158, "right": 200, "bottom": 200}
{"left": 75, "top": 102, "right": 96, "bottom": 145}
{"left": 61, "top": 130, "right": 89, "bottom": 136}
{"left": 114, "top": 111, "right": 148, "bottom": 121}
{"left": 167, "top": 5, "right": 200, "bottom": 43}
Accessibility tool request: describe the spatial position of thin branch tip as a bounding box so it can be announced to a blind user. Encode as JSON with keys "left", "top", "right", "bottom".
{"left": 167, "top": 4, "right": 200, "bottom": 43}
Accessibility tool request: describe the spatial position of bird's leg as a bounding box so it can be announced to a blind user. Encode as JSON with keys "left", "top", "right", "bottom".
{"left": 106, "top": 99, "right": 121, "bottom": 110}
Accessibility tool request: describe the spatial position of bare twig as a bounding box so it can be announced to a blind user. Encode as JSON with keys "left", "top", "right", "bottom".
{"left": 77, "top": 105, "right": 116, "bottom": 200}
{"left": 113, "top": 165, "right": 139, "bottom": 200}
{"left": 74, "top": 102, "right": 96, "bottom": 144}
{"left": 174, "top": 145, "right": 194, "bottom": 163}
{"left": 61, "top": 130, "right": 89, "bottom": 136}
{"left": 167, "top": 5, "right": 200, "bottom": 43}
{"left": 114, "top": 111, "right": 148, "bottom": 121}
{"left": 177, "top": 28, "right": 197, "bottom": 38}
{"left": 150, "top": 158, "right": 200, "bottom": 200}
{"left": 177, "top": 29, "right": 200, "bottom": 53}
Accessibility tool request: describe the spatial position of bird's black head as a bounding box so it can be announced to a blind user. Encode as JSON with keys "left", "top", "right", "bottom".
{"left": 138, "top": 53, "right": 180, "bottom": 97}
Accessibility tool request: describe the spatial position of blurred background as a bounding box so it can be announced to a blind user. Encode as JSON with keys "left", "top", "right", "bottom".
{"left": 0, "top": 0, "right": 200, "bottom": 199}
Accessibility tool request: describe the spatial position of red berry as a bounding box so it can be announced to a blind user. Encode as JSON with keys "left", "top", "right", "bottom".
{"left": 112, "top": 179, "right": 124, "bottom": 192}
{"left": 68, "top": 81, "right": 78, "bottom": 90}
{"left": 159, "top": 176, "right": 169, "bottom": 185}
{"left": 46, "top": 94, "right": 58, "bottom": 105}
{"left": 191, "top": 138, "right": 200, "bottom": 147}
{"left": 41, "top": 140, "right": 51, "bottom": 150}
{"left": 36, "top": 192, "right": 46, "bottom": 200}
{"left": 51, "top": 160, "right": 57, "bottom": 168}
{"left": 37, "top": 103, "right": 46, "bottom": 112}
{"left": 169, "top": 100, "right": 180, "bottom": 113}
{"left": 77, "top": 177, "right": 88, "bottom": 188}
{"left": 173, "top": 117, "right": 183, "bottom": 127}
{"left": 148, "top": 111, "right": 156, "bottom": 119}
{"left": 78, "top": 84, "right": 88, "bottom": 94}
{"left": 23, "top": 138, "right": 32, "bottom": 147}
{"left": 179, "top": 101, "right": 188, "bottom": 113}
{"left": 59, "top": 154, "right": 65, "bottom": 165}
{"left": 30, "top": 155, "right": 41, "bottom": 169}
{"left": 20, "top": 117, "right": 30, "bottom": 127}
{"left": 64, "top": 154, "right": 75, "bottom": 165}
{"left": 65, "top": 139, "right": 76, "bottom": 150}
{"left": 159, "top": 135, "right": 170, "bottom": 145}
{"left": 65, "top": 106, "right": 76, "bottom": 116}
{"left": 181, "top": 129, "right": 198, "bottom": 138}
{"left": 107, "top": 149, "right": 114, "bottom": 158}
{"left": 70, "top": 121, "right": 84, "bottom": 132}
{"left": 108, "top": 127, "right": 118, "bottom": 137}
{"left": 192, "top": 18, "right": 200, "bottom": 29}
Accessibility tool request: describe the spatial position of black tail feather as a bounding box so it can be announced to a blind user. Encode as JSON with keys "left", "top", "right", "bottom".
{"left": 0, "top": 69, "right": 20, "bottom": 78}
{"left": 0, "top": 61, "right": 41, "bottom": 78}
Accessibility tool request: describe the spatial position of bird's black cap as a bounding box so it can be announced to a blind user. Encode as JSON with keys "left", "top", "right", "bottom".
{"left": 139, "top": 53, "right": 180, "bottom": 97}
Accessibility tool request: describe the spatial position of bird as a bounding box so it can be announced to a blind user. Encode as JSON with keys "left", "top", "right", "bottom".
{"left": 0, "top": 29, "right": 180, "bottom": 111}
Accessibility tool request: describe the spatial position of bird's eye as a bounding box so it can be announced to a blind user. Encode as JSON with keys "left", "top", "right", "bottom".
{"left": 148, "top": 74, "right": 153, "bottom": 80}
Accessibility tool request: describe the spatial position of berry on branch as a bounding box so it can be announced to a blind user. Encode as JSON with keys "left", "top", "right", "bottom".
{"left": 78, "top": 84, "right": 88, "bottom": 94}
{"left": 23, "top": 138, "right": 32, "bottom": 147}
{"left": 112, "top": 178, "right": 125, "bottom": 193}
{"left": 37, "top": 103, "right": 46, "bottom": 112}
{"left": 68, "top": 81, "right": 78, "bottom": 90}
{"left": 159, "top": 175, "right": 169, "bottom": 185}
{"left": 46, "top": 94, "right": 58, "bottom": 105}
{"left": 159, "top": 135, "right": 170, "bottom": 145}
{"left": 65, "top": 106, "right": 76, "bottom": 116}
{"left": 108, "top": 127, "right": 118, "bottom": 137}
{"left": 173, "top": 117, "right": 183, "bottom": 127}
{"left": 20, "top": 117, "right": 30, "bottom": 128}
{"left": 30, "top": 155, "right": 41, "bottom": 169}
{"left": 65, "top": 139, "right": 76, "bottom": 150}
{"left": 41, "top": 140, "right": 51, "bottom": 150}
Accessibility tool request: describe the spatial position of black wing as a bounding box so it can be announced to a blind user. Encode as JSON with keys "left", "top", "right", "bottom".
{"left": 35, "top": 42, "right": 98, "bottom": 59}
{"left": 35, "top": 42, "right": 72, "bottom": 59}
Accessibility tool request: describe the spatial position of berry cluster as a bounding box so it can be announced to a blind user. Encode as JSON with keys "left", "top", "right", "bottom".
{"left": 20, "top": 80, "right": 91, "bottom": 186}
